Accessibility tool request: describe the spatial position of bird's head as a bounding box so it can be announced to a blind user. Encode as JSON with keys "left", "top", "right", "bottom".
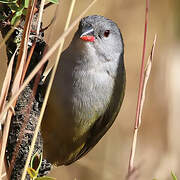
{"left": 72, "top": 15, "right": 124, "bottom": 62}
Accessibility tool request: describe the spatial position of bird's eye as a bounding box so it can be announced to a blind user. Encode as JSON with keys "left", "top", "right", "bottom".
{"left": 104, "top": 30, "right": 110, "bottom": 37}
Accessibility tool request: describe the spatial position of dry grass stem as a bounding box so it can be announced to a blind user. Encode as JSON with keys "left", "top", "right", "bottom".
{"left": 134, "top": 0, "right": 149, "bottom": 130}
{"left": 138, "top": 34, "right": 157, "bottom": 126}
{"left": 20, "top": 1, "right": 97, "bottom": 179}
{"left": 127, "top": 0, "right": 149, "bottom": 175}
{"left": 0, "top": 112, "right": 13, "bottom": 180}
{"left": 127, "top": 34, "right": 157, "bottom": 178}
{"left": 0, "top": 49, "right": 17, "bottom": 180}
{"left": 36, "top": 0, "right": 46, "bottom": 36}
{"left": 0, "top": 49, "right": 17, "bottom": 123}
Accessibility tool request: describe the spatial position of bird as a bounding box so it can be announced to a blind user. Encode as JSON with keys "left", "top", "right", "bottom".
{"left": 41, "top": 15, "right": 126, "bottom": 166}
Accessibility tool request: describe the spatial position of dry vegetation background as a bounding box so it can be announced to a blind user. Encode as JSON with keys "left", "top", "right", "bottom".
{"left": 1, "top": 0, "right": 180, "bottom": 179}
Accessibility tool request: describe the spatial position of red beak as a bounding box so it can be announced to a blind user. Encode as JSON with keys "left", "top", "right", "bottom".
{"left": 80, "top": 35, "right": 95, "bottom": 42}
{"left": 80, "top": 27, "right": 95, "bottom": 42}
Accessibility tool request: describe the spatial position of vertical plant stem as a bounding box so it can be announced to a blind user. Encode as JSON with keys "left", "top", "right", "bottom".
{"left": 127, "top": 34, "right": 157, "bottom": 179}
{"left": 135, "top": 0, "right": 149, "bottom": 129}
{"left": 21, "top": 40, "right": 36, "bottom": 83}
{"left": 36, "top": 0, "right": 46, "bottom": 36}
{"left": 128, "top": 0, "right": 149, "bottom": 174}
{"left": 0, "top": 49, "right": 17, "bottom": 180}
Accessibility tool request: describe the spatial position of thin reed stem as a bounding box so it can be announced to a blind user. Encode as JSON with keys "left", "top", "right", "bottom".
{"left": 128, "top": 0, "right": 149, "bottom": 175}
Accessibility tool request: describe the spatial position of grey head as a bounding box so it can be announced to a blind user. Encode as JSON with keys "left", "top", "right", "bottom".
{"left": 69, "top": 15, "right": 124, "bottom": 66}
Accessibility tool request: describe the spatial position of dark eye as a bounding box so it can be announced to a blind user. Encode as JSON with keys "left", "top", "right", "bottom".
{"left": 104, "top": 30, "right": 110, "bottom": 37}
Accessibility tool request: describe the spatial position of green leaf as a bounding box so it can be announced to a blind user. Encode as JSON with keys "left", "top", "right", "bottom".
{"left": 171, "top": 172, "right": 178, "bottom": 180}
{"left": 46, "top": 0, "right": 58, "bottom": 4}
{"left": 10, "top": 5, "right": 24, "bottom": 24}
{"left": 35, "top": 177, "right": 56, "bottom": 180}
{"left": 30, "top": 152, "right": 43, "bottom": 173}
{"left": 27, "top": 167, "right": 38, "bottom": 179}
{"left": 11, "top": 12, "right": 21, "bottom": 25}
{"left": 23, "top": 0, "right": 29, "bottom": 8}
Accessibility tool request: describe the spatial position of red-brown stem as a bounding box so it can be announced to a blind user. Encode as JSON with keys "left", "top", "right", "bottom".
{"left": 14, "top": 0, "right": 33, "bottom": 75}
{"left": 21, "top": 40, "right": 36, "bottom": 84}
{"left": 128, "top": 0, "right": 149, "bottom": 174}
{"left": 135, "top": 0, "right": 149, "bottom": 129}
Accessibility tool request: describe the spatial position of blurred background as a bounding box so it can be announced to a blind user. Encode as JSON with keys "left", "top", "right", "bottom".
{"left": 1, "top": 0, "right": 180, "bottom": 179}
